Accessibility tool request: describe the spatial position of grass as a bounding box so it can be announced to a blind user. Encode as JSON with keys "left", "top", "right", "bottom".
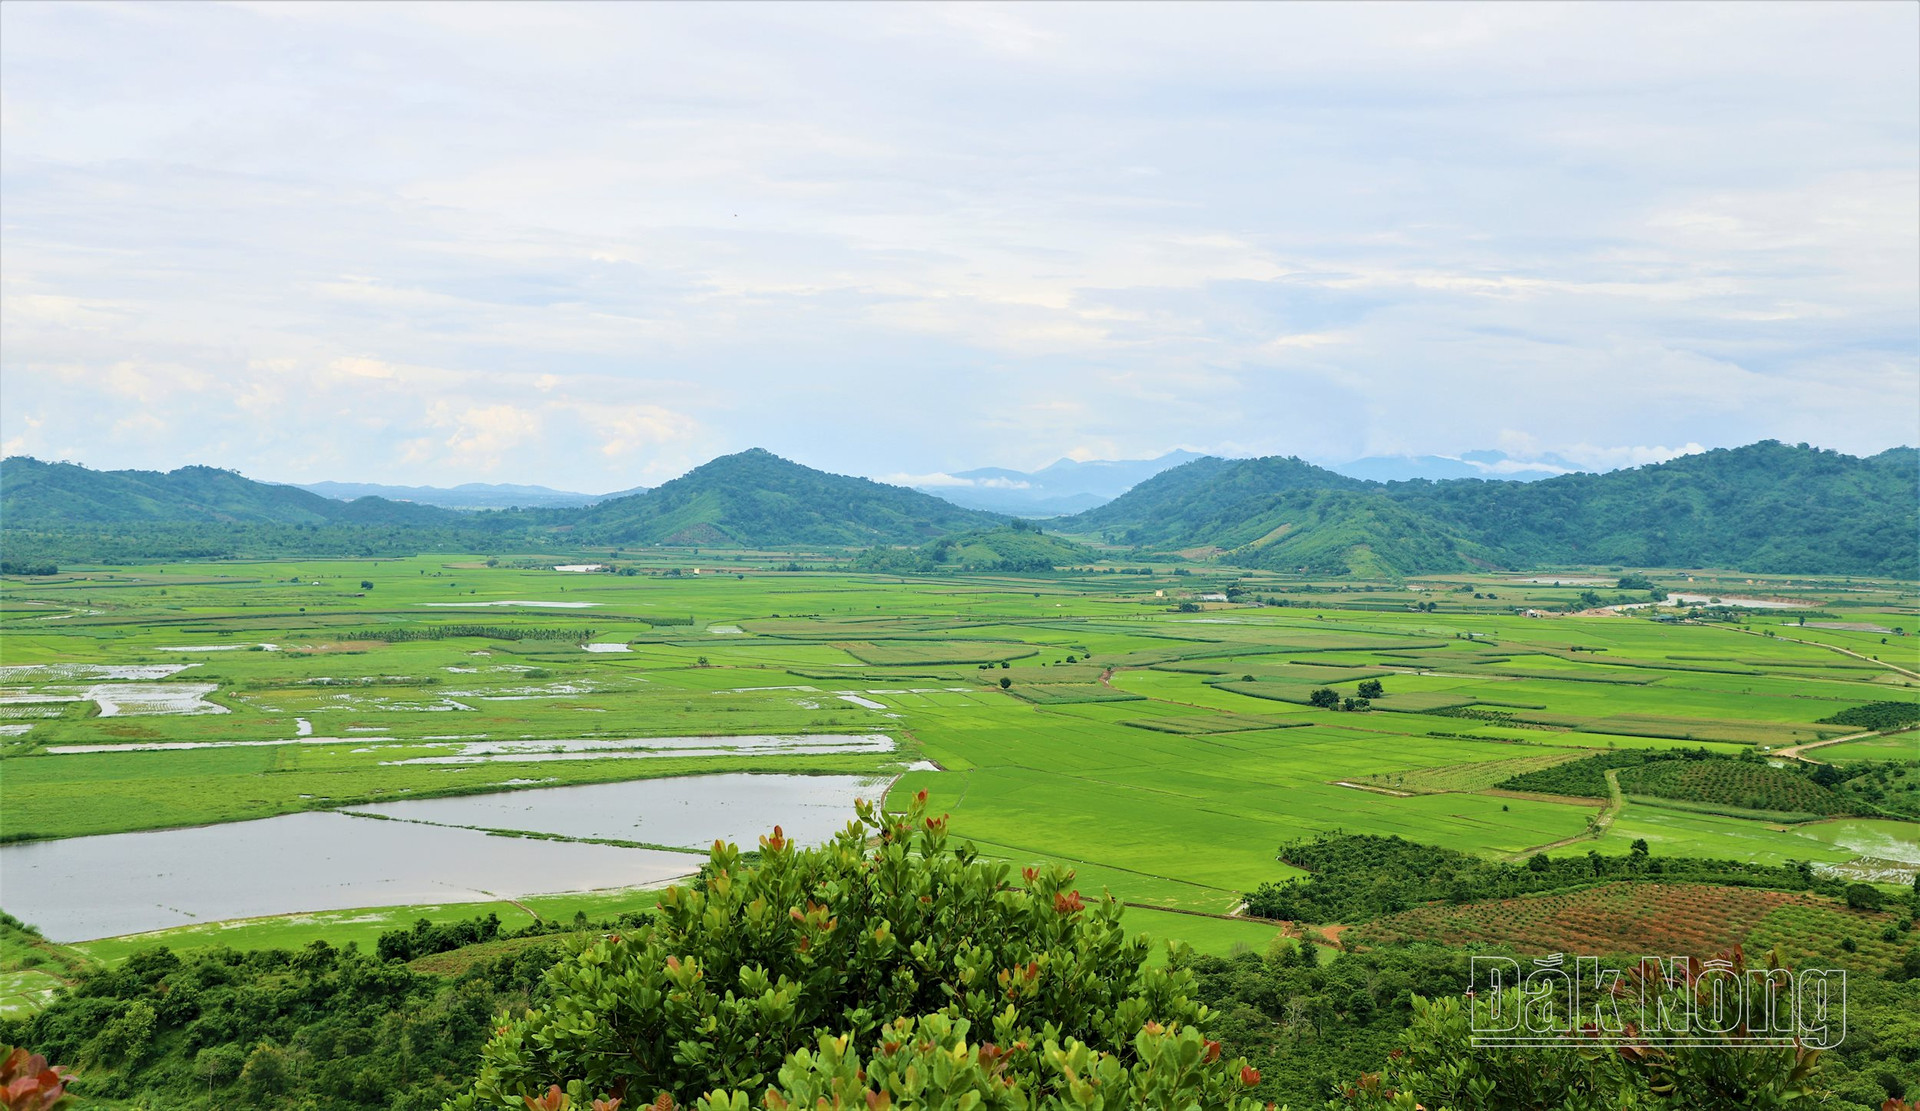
{"left": 1, "top": 555, "right": 1915, "bottom": 995}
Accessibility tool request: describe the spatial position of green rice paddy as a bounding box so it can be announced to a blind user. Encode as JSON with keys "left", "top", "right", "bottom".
{"left": 2, "top": 554, "right": 1915, "bottom": 979}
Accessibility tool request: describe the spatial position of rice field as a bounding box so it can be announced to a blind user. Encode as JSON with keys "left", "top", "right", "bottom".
{"left": 1, "top": 554, "right": 1914, "bottom": 973}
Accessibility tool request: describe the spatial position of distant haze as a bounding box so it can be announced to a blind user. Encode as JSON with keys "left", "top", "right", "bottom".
{"left": 1, "top": 3, "right": 1915, "bottom": 490}
{"left": 293, "top": 480, "right": 646, "bottom": 511}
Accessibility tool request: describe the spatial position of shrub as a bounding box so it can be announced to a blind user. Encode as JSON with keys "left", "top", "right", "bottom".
{"left": 1847, "top": 884, "right": 1886, "bottom": 912}
{"left": 1333, "top": 951, "right": 1828, "bottom": 1111}
{"left": 447, "top": 794, "right": 1262, "bottom": 1110}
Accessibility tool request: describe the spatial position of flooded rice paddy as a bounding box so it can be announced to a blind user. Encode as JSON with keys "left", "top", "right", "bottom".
{"left": 378, "top": 732, "right": 896, "bottom": 765}
{"left": 421, "top": 600, "right": 600, "bottom": 608}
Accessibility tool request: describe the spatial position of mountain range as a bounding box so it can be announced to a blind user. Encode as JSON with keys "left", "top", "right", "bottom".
{"left": 914, "top": 448, "right": 1561, "bottom": 515}
{"left": 912, "top": 451, "right": 1206, "bottom": 515}
{"left": 3, "top": 441, "right": 1913, "bottom": 578}
{"left": 1328, "top": 450, "right": 1569, "bottom": 483}
{"left": 292, "top": 480, "right": 647, "bottom": 510}
{"left": 1077, "top": 442, "right": 1918, "bottom": 579}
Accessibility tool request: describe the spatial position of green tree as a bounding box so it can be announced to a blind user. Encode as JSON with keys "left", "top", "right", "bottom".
{"left": 239, "top": 1042, "right": 293, "bottom": 1103}
{"left": 1356, "top": 679, "right": 1384, "bottom": 699}
{"left": 1845, "top": 883, "right": 1885, "bottom": 911}
{"left": 95, "top": 999, "right": 156, "bottom": 1064}
{"left": 999, "top": 677, "right": 1012, "bottom": 689}
{"left": 1308, "top": 688, "right": 1340, "bottom": 709}
{"left": 447, "top": 795, "right": 1263, "bottom": 1110}
{"left": 194, "top": 1043, "right": 247, "bottom": 1095}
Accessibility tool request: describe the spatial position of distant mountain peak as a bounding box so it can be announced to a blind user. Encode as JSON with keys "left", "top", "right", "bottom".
{"left": 915, "top": 449, "right": 1209, "bottom": 516}
{"left": 574, "top": 449, "right": 997, "bottom": 547}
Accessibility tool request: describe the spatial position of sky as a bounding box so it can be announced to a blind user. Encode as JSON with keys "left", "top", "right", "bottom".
{"left": 2, "top": 2, "right": 1916, "bottom": 493}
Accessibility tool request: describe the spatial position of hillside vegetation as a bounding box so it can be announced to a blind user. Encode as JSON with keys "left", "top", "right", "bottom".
{"left": 567, "top": 448, "right": 999, "bottom": 547}
{"left": 853, "top": 521, "right": 1095, "bottom": 573}
{"left": 1066, "top": 441, "right": 1918, "bottom": 578}
{"left": 1498, "top": 749, "right": 1920, "bottom": 820}
{"left": 0, "top": 459, "right": 462, "bottom": 529}
{"left": 5, "top": 441, "right": 1913, "bottom": 577}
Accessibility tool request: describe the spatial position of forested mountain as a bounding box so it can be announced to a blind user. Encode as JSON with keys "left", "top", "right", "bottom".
{"left": 0, "top": 458, "right": 458, "bottom": 527}
{"left": 1070, "top": 455, "right": 1372, "bottom": 546}
{"left": 569, "top": 448, "right": 999, "bottom": 547}
{"left": 1066, "top": 442, "right": 1918, "bottom": 578}
{"left": 4, "top": 442, "right": 1912, "bottom": 576}
{"left": 0, "top": 451, "right": 998, "bottom": 558}
{"left": 1388, "top": 441, "right": 1918, "bottom": 576}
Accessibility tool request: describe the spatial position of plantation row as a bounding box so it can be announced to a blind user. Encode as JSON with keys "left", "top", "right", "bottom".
{"left": 1243, "top": 833, "right": 1866, "bottom": 924}
{"left": 1345, "top": 881, "right": 1919, "bottom": 977}
{"left": 1498, "top": 749, "right": 1920, "bottom": 820}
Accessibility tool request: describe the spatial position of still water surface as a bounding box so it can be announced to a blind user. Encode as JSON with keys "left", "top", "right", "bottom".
{"left": 0, "top": 772, "right": 891, "bottom": 942}
{"left": 345, "top": 771, "right": 890, "bottom": 847}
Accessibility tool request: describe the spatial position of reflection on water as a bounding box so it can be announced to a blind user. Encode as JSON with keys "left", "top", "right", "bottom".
{"left": 0, "top": 812, "right": 692, "bottom": 942}
{"left": 346, "top": 771, "right": 891, "bottom": 848}
{"left": 0, "top": 772, "right": 894, "bottom": 942}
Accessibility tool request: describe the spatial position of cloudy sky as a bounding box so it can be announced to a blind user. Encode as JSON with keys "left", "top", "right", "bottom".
{"left": 3, "top": 2, "right": 1915, "bottom": 491}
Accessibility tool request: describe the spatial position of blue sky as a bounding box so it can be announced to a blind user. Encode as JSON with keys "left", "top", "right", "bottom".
{"left": 2, "top": 1, "right": 1915, "bottom": 491}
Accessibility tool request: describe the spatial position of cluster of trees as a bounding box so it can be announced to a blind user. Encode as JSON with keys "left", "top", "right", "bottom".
{"left": 0, "top": 559, "right": 58, "bottom": 576}
{"left": 0, "top": 905, "right": 658, "bottom": 1110}
{"left": 0, "top": 940, "right": 561, "bottom": 1110}
{"left": 1308, "top": 680, "right": 1382, "bottom": 712}
{"left": 1500, "top": 749, "right": 1920, "bottom": 820}
{"left": 375, "top": 910, "right": 654, "bottom": 964}
{"left": 1242, "top": 833, "right": 1867, "bottom": 924}
{"left": 1617, "top": 757, "right": 1917, "bottom": 818}
{"left": 1822, "top": 701, "right": 1920, "bottom": 732}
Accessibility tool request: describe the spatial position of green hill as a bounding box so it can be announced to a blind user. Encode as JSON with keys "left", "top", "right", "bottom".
{"left": 1071, "top": 455, "right": 1369, "bottom": 548}
{"left": 0, "top": 458, "right": 459, "bottom": 528}
{"left": 854, "top": 521, "right": 1095, "bottom": 573}
{"left": 1065, "top": 441, "right": 1916, "bottom": 578}
{"left": 1388, "top": 441, "right": 1919, "bottom": 577}
{"left": 570, "top": 448, "right": 998, "bottom": 548}
{"left": 7, "top": 441, "right": 1911, "bottom": 575}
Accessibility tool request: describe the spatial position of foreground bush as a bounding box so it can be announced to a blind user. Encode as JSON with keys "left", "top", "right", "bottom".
{"left": 448, "top": 793, "right": 1265, "bottom": 1110}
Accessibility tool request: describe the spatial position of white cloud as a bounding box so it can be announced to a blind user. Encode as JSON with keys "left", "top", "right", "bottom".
{"left": 0, "top": 2, "right": 1913, "bottom": 486}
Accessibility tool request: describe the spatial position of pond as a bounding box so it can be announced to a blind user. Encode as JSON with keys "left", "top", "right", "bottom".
{"left": 0, "top": 772, "right": 893, "bottom": 942}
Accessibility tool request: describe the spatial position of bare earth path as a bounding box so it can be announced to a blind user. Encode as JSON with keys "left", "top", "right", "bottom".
{"left": 1774, "top": 727, "right": 1917, "bottom": 764}
{"left": 1508, "top": 768, "right": 1624, "bottom": 859}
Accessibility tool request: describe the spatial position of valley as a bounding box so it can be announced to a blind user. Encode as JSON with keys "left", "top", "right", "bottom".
{"left": 3, "top": 555, "right": 1913, "bottom": 949}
